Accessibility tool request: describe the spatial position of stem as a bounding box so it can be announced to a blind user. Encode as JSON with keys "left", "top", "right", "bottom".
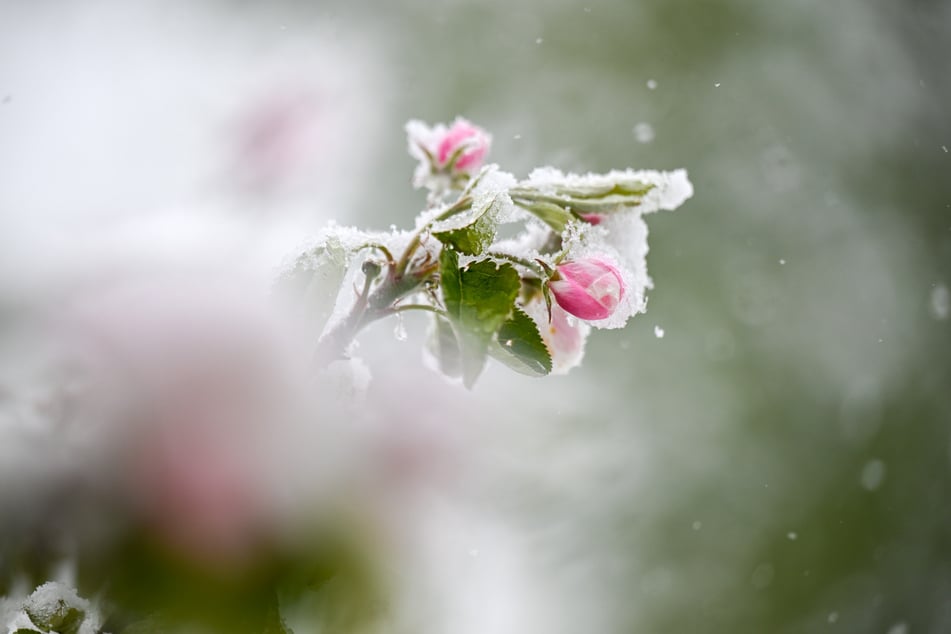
{"left": 314, "top": 191, "right": 472, "bottom": 367}
{"left": 487, "top": 251, "right": 546, "bottom": 277}
{"left": 313, "top": 262, "right": 439, "bottom": 366}
{"left": 355, "top": 243, "right": 396, "bottom": 268}
{"left": 394, "top": 195, "right": 472, "bottom": 279}
{"left": 392, "top": 303, "right": 446, "bottom": 317}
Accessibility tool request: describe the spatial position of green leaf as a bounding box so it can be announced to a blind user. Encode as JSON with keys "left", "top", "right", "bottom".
{"left": 510, "top": 179, "right": 657, "bottom": 216}
{"left": 490, "top": 307, "right": 552, "bottom": 377}
{"left": 427, "top": 315, "right": 463, "bottom": 379}
{"left": 24, "top": 602, "right": 84, "bottom": 634}
{"left": 433, "top": 195, "right": 501, "bottom": 256}
{"left": 517, "top": 200, "right": 574, "bottom": 232}
{"left": 553, "top": 180, "right": 654, "bottom": 200}
{"left": 434, "top": 213, "right": 495, "bottom": 255}
{"left": 440, "top": 249, "right": 520, "bottom": 387}
{"left": 276, "top": 241, "right": 350, "bottom": 337}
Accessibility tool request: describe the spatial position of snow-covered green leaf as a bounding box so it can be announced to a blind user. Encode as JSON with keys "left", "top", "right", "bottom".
{"left": 490, "top": 307, "right": 552, "bottom": 377}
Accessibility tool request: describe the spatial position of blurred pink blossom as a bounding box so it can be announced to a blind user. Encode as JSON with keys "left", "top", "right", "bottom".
{"left": 67, "top": 277, "right": 308, "bottom": 567}
{"left": 434, "top": 118, "right": 490, "bottom": 173}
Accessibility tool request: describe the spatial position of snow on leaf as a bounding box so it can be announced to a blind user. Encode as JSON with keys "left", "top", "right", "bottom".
{"left": 433, "top": 194, "right": 500, "bottom": 255}
{"left": 518, "top": 167, "right": 693, "bottom": 215}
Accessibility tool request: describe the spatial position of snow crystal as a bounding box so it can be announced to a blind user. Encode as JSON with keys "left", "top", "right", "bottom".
{"left": 930, "top": 283, "right": 949, "bottom": 320}
{"left": 646, "top": 79, "right": 658, "bottom": 90}
{"left": 654, "top": 325, "right": 665, "bottom": 338}
{"left": 427, "top": 166, "right": 521, "bottom": 234}
{"left": 827, "top": 611, "right": 839, "bottom": 624}
{"left": 787, "top": 531, "right": 798, "bottom": 541}
{"left": 285, "top": 223, "right": 375, "bottom": 271}
{"left": 633, "top": 123, "right": 655, "bottom": 144}
{"left": 489, "top": 220, "right": 556, "bottom": 266}
{"left": 887, "top": 622, "right": 909, "bottom": 634}
{"left": 860, "top": 459, "right": 886, "bottom": 491}
{"left": 469, "top": 166, "right": 523, "bottom": 223}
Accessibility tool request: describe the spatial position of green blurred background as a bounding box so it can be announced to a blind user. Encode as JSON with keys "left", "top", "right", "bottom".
{"left": 346, "top": 0, "right": 951, "bottom": 632}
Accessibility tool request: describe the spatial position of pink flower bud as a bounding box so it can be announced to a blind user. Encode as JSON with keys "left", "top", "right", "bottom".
{"left": 549, "top": 258, "right": 625, "bottom": 321}
{"left": 435, "top": 118, "right": 491, "bottom": 173}
{"left": 578, "top": 212, "right": 605, "bottom": 225}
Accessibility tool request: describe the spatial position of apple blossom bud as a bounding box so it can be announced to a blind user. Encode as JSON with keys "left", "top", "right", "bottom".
{"left": 435, "top": 118, "right": 491, "bottom": 173}
{"left": 578, "top": 212, "right": 605, "bottom": 225}
{"left": 549, "top": 258, "right": 625, "bottom": 321}
{"left": 406, "top": 118, "right": 493, "bottom": 190}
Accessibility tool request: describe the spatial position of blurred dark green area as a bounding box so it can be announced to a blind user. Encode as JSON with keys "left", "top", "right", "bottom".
{"left": 338, "top": 0, "right": 950, "bottom": 632}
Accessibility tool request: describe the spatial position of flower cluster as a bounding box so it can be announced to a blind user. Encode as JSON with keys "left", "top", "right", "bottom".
{"left": 285, "top": 118, "right": 693, "bottom": 385}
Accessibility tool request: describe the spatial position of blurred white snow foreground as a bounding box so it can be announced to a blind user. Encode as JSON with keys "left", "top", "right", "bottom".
{"left": 0, "top": 255, "right": 548, "bottom": 633}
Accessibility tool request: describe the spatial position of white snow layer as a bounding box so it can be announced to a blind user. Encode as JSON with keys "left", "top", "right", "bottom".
{"left": 522, "top": 167, "right": 693, "bottom": 214}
